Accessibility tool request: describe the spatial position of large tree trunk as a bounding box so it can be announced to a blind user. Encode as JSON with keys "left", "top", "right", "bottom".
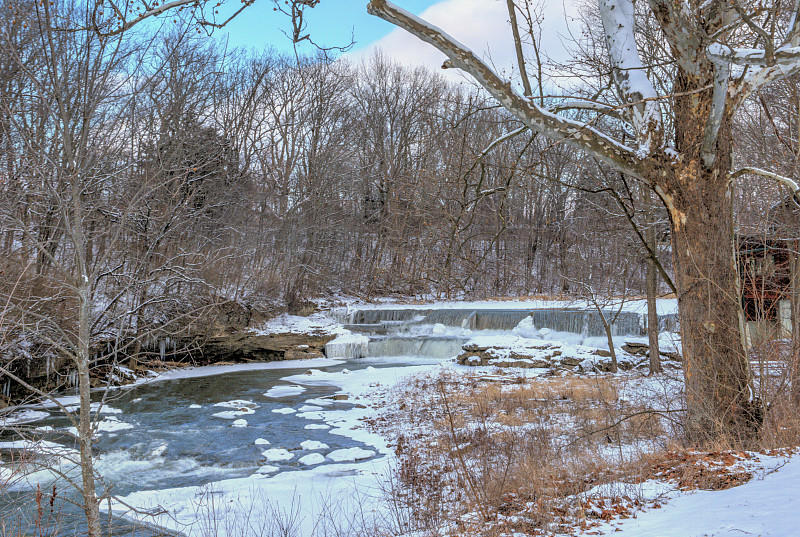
{"left": 665, "top": 74, "right": 756, "bottom": 445}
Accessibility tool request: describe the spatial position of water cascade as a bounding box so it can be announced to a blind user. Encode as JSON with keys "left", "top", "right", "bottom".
{"left": 325, "top": 334, "right": 370, "bottom": 359}
{"left": 345, "top": 307, "right": 677, "bottom": 338}
{"left": 366, "top": 336, "right": 465, "bottom": 359}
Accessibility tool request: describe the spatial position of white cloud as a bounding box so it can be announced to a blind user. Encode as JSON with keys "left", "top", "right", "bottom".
{"left": 351, "top": 0, "right": 579, "bottom": 86}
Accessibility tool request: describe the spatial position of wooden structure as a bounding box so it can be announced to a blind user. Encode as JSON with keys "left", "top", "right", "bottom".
{"left": 738, "top": 196, "right": 799, "bottom": 343}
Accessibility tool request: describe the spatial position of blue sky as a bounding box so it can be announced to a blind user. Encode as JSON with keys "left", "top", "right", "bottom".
{"left": 216, "top": 1, "right": 441, "bottom": 55}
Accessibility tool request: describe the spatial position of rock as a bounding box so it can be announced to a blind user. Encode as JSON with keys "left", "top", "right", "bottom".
{"left": 660, "top": 350, "right": 682, "bottom": 361}
{"left": 560, "top": 356, "right": 582, "bottom": 367}
{"left": 197, "top": 332, "right": 334, "bottom": 364}
{"left": 491, "top": 358, "right": 550, "bottom": 369}
{"left": 622, "top": 342, "right": 649, "bottom": 356}
{"left": 592, "top": 349, "right": 612, "bottom": 358}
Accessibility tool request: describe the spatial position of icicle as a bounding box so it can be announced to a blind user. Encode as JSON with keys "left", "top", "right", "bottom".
{"left": 159, "top": 339, "right": 166, "bottom": 360}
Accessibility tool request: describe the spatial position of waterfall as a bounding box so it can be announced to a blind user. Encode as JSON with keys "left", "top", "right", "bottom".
{"left": 366, "top": 336, "right": 465, "bottom": 359}
{"left": 420, "top": 310, "right": 474, "bottom": 327}
{"left": 350, "top": 309, "right": 429, "bottom": 324}
{"left": 325, "top": 334, "right": 370, "bottom": 359}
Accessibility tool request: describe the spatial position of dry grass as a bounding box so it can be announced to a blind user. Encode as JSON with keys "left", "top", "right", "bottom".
{"left": 369, "top": 354, "right": 800, "bottom": 537}
{"left": 371, "top": 370, "right": 680, "bottom": 536}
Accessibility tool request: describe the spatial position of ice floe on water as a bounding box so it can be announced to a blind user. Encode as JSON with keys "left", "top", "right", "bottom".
{"left": 297, "top": 411, "right": 324, "bottom": 420}
{"left": 212, "top": 408, "right": 255, "bottom": 419}
{"left": 231, "top": 419, "right": 248, "bottom": 428}
{"left": 326, "top": 448, "right": 375, "bottom": 463}
{"left": 67, "top": 416, "right": 134, "bottom": 436}
{"left": 189, "top": 404, "right": 202, "bottom": 409}
{"left": 300, "top": 440, "right": 329, "bottom": 451}
{"left": 254, "top": 438, "right": 270, "bottom": 445}
{"left": 210, "top": 400, "right": 257, "bottom": 419}
{"left": 261, "top": 448, "right": 293, "bottom": 462}
{"left": 0, "top": 409, "right": 50, "bottom": 427}
{"left": 263, "top": 385, "right": 306, "bottom": 398}
{"left": 271, "top": 407, "right": 296, "bottom": 414}
{"left": 298, "top": 453, "right": 325, "bottom": 466}
{"left": 297, "top": 405, "right": 323, "bottom": 412}
{"left": 304, "top": 397, "right": 333, "bottom": 406}
{"left": 213, "top": 399, "right": 258, "bottom": 409}
{"left": 305, "top": 423, "right": 330, "bottom": 430}
{"left": 255, "top": 465, "right": 279, "bottom": 475}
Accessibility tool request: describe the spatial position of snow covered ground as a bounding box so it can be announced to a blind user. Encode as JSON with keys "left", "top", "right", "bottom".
{"left": 595, "top": 451, "right": 800, "bottom": 537}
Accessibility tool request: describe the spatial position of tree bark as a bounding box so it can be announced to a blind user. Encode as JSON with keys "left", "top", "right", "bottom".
{"left": 664, "top": 75, "right": 755, "bottom": 443}
{"left": 670, "top": 186, "right": 755, "bottom": 444}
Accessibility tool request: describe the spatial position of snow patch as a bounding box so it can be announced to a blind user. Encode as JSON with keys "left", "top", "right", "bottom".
{"left": 261, "top": 449, "right": 294, "bottom": 462}
{"left": 300, "top": 440, "right": 329, "bottom": 451}
{"left": 298, "top": 453, "right": 325, "bottom": 466}
{"left": 326, "top": 448, "right": 375, "bottom": 463}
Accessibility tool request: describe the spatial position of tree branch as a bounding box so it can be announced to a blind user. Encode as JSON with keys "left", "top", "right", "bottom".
{"left": 366, "top": 0, "right": 650, "bottom": 181}
{"left": 599, "top": 0, "right": 663, "bottom": 157}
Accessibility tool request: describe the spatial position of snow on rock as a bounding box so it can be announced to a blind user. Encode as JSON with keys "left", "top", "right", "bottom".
{"left": 300, "top": 440, "right": 329, "bottom": 451}
{"left": 457, "top": 334, "right": 636, "bottom": 372}
{"left": 263, "top": 385, "right": 306, "bottom": 398}
{"left": 254, "top": 312, "right": 344, "bottom": 336}
{"left": 326, "top": 448, "right": 375, "bottom": 463}
{"left": 271, "top": 407, "right": 296, "bottom": 415}
{"left": 254, "top": 438, "right": 270, "bottom": 445}
{"left": 149, "top": 444, "right": 168, "bottom": 458}
{"left": 431, "top": 323, "right": 447, "bottom": 335}
{"left": 305, "top": 424, "right": 330, "bottom": 430}
{"left": 512, "top": 316, "right": 541, "bottom": 339}
{"left": 261, "top": 448, "right": 294, "bottom": 462}
{"left": 298, "top": 453, "right": 325, "bottom": 466}
{"left": 231, "top": 419, "right": 248, "bottom": 428}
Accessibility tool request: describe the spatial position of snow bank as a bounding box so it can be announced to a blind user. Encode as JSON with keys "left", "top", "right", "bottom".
{"left": 326, "top": 448, "right": 375, "bottom": 463}
{"left": 611, "top": 454, "right": 800, "bottom": 536}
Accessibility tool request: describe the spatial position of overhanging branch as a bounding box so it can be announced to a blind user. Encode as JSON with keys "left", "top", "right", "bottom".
{"left": 366, "top": 0, "right": 650, "bottom": 182}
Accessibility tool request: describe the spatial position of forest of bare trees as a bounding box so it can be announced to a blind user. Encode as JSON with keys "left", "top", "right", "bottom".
{"left": 0, "top": 1, "right": 682, "bottom": 340}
